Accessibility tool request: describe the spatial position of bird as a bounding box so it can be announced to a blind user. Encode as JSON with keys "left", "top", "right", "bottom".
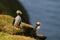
{"left": 35, "top": 21, "right": 41, "bottom": 31}
{"left": 13, "top": 10, "right": 22, "bottom": 28}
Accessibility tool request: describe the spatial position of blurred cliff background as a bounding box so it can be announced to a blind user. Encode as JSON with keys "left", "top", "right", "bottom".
{"left": 19, "top": 0, "right": 60, "bottom": 40}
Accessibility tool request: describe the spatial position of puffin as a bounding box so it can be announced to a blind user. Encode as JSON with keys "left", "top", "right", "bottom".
{"left": 35, "top": 21, "right": 41, "bottom": 31}
{"left": 12, "top": 10, "right": 22, "bottom": 28}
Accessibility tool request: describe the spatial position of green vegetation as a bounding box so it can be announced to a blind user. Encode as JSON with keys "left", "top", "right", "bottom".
{"left": 0, "top": 15, "right": 13, "bottom": 25}
{"left": 0, "top": 32, "right": 35, "bottom": 40}
{"left": 0, "top": 15, "right": 35, "bottom": 40}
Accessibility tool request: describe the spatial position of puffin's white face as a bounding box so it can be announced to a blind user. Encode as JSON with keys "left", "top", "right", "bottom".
{"left": 16, "top": 10, "right": 22, "bottom": 14}
{"left": 36, "top": 22, "right": 40, "bottom": 25}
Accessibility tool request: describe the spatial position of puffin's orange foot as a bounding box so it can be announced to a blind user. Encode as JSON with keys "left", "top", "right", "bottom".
{"left": 15, "top": 27, "right": 19, "bottom": 30}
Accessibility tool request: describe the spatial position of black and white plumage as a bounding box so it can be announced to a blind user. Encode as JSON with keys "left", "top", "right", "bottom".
{"left": 12, "top": 10, "right": 22, "bottom": 28}
{"left": 35, "top": 21, "right": 41, "bottom": 31}
{"left": 14, "top": 15, "right": 21, "bottom": 26}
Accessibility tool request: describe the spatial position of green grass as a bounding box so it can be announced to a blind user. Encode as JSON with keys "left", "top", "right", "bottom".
{"left": 0, "top": 15, "right": 13, "bottom": 25}
{"left": 0, "top": 32, "right": 35, "bottom": 40}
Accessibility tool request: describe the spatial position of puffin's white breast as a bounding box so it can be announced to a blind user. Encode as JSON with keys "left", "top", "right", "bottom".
{"left": 14, "top": 15, "right": 21, "bottom": 26}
